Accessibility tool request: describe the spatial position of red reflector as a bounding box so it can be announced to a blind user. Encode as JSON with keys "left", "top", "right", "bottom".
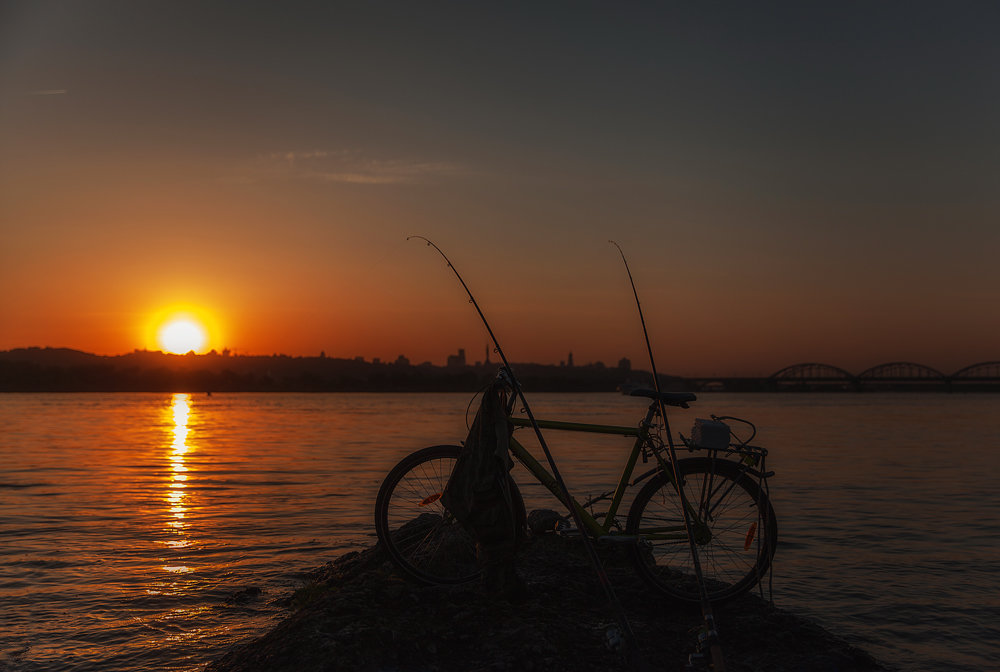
{"left": 744, "top": 521, "right": 758, "bottom": 551}
{"left": 420, "top": 492, "right": 442, "bottom": 507}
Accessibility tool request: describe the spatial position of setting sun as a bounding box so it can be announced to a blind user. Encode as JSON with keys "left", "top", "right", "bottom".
{"left": 159, "top": 319, "right": 206, "bottom": 354}
{"left": 144, "top": 304, "right": 222, "bottom": 355}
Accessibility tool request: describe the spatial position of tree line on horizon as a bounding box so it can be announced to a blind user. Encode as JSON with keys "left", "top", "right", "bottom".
{"left": 0, "top": 347, "right": 641, "bottom": 393}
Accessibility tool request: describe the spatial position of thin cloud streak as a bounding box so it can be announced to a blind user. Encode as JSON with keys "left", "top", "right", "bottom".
{"left": 245, "top": 150, "right": 464, "bottom": 185}
{"left": 28, "top": 89, "right": 67, "bottom": 95}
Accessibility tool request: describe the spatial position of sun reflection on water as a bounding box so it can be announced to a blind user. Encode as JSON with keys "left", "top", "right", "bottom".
{"left": 165, "top": 393, "right": 194, "bottom": 572}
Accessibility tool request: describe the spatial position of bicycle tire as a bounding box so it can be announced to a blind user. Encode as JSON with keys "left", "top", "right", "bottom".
{"left": 374, "top": 444, "right": 526, "bottom": 585}
{"left": 626, "top": 457, "right": 777, "bottom": 604}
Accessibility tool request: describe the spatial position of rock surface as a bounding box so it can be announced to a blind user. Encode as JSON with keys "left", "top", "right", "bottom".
{"left": 207, "top": 533, "right": 892, "bottom": 672}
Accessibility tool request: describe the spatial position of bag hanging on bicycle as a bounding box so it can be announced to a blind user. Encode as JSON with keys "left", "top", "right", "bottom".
{"left": 440, "top": 379, "right": 524, "bottom": 599}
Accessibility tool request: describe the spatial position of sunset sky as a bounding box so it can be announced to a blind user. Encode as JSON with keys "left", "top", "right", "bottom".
{"left": 2, "top": 2, "right": 998, "bottom": 376}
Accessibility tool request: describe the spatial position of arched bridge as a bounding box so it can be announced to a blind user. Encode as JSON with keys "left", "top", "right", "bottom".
{"left": 952, "top": 361, "right": 1000, "bottom": 379}
{"left": 858, "top": 362, "right": 946, "bottom": 380}
{"left": 767, "top": 361, "right": 1000, "bottom": 390}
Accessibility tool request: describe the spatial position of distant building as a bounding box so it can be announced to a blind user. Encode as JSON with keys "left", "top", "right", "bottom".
{"left": 446, "top": 348, "right": 467, "bottom": 367}
{"left": 567, "top": 352, "right": 574, "bottom": 367}
{"left": 618, "top": 357, "right": 631, "bottom": 371}
{"left": 394, "top": 354, "right": 410, "bottom": 367}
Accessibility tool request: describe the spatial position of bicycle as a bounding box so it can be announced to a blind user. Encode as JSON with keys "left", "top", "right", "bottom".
{"left": 374, "top": 380, "right": 777, "bottom": 604}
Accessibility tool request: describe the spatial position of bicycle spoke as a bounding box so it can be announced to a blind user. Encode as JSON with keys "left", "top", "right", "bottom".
{"left": 376, "top": 445, "right": 525, "bottom": 586}
{"left": 627, "top": 457, "right": 776, "bottom": 603}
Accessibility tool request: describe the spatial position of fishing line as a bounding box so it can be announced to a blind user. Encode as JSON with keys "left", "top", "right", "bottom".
{"left": 610, "top": 240, "right": 727, "bottom": 672}
{"left": 409, "top": 236, "right": 644, "bottom": 668}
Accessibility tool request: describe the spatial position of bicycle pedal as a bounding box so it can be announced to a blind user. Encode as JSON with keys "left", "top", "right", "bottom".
{"left": 555, "top": 520, "right": 580, "bottom": 536}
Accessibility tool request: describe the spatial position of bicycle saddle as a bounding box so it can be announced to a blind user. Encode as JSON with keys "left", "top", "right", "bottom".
{"left": 628, "top": 389, "right": 697, "bottom": 408}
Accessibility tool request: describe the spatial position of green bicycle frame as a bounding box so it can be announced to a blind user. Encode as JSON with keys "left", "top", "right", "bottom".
{"left": 508, "top": 402, "right": 695, "bottom": 542}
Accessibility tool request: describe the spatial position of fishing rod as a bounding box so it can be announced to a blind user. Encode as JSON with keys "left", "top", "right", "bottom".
{"left": 409, "top": 236, "right": 645, "bottom": 669}
{"left": 610, "top": 240, "right": 726, "bottom": 672}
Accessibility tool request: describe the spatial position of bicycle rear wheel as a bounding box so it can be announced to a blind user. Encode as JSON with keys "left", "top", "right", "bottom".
{"left": 626, "top": 457, "right": 777, "bottom": 604}
{"left": 374, "top": 444, "right": 525, "bottom": 585}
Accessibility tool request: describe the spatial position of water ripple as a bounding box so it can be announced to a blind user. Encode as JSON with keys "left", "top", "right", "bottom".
{"left": 1, "top": 392, "right": 998, "bottom": 672}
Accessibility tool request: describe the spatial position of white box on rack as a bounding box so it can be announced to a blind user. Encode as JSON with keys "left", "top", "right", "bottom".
{"left": 690, "top": 418, "right": 730, "bottom": 450}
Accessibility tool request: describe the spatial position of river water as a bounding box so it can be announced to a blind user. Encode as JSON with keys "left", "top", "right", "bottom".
{"left": 1, "top": 392, "right": 998, "bottom": 671}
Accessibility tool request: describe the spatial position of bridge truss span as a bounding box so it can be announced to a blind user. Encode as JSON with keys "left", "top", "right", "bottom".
{"left": 759, "top": 360, "right": 1000, "bottom": 391}
{"left": 951, "top": 361, "right": 1000, "bottom": 380}
{"left": 858, "top": 362, "right": 947, "bottom": 381}
{"left": 770, "top": 362, "right": 856, "bottom": 381}
{"left": 768, "top": 363, "right": 858, "bottom": 390}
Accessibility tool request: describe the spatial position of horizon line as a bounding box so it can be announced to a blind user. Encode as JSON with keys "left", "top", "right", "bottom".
{"left": 3, "top": 346, "right": 998, "bottom": 381}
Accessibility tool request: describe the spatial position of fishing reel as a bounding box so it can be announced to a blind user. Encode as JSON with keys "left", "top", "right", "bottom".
{"left": 684, "top": 620, "right": 721, "bottom": 671}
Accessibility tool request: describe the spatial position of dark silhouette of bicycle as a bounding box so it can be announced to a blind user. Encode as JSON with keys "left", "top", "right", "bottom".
{"left": 376, "top": 384, "right": 776, "bottom": 604}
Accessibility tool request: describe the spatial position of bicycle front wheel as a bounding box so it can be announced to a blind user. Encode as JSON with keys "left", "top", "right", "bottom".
{"left": 626, "top": 457, "right": 777, "bottom": 604}
{"left": 374, "top": 444, "right": 525, "bottom": 585}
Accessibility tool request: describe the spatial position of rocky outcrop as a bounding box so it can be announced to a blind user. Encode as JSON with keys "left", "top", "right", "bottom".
{"left": 207, "top": 533, "right": 891, "bottom": 672}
